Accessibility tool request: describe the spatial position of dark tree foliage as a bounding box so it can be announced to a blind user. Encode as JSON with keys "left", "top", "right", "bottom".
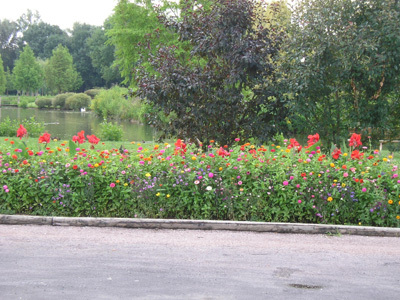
{"left": 135, "top": 0, "right": 287, "bottom": 144}
{"left": 69, "top": 23, "right": 105, "bottom": 91}
{"left": 21, "top": 22, "right": 69, "bottom": 59}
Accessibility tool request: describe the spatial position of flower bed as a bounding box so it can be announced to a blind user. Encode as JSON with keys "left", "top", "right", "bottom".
{"left": 0, "top": 128, "right": 399, "bottom": 227}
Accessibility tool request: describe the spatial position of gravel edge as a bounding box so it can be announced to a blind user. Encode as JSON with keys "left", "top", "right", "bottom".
{"left": 1, "top": 214, "right": 399, "bottom": 237}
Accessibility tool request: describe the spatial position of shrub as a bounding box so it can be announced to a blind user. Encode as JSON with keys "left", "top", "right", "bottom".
{"left": 84, "top": 89, "right": 102, "bottom": 99}
{"left": 65, "top": 93, "right": 91, "bottom": 111}
{"left": 98, "top": 121, "right": 123, "bottom": 141}
{"left": 53, "top": 93, "right": 75, "bottom": 109}
{"left": 91, "top": 86, "right": 131, "bottom": 120}
{"left": 35, "top": 98, "right": 53, "bottom": 109}
{"left": 18, "top": 98, "right": 29, "bottom": 108}
{"left": 0, "top": 116, "right": 44, "bottom": 137}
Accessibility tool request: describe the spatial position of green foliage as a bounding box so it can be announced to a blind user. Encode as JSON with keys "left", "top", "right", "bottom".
{"left": 84, "top": 89, "right": 102, "bottom": 99}
{"left": 35, "top": 97, "right": 53, "bottom": 109}
{"left": 0, "top": 19, "right": 19, "bottom": 71}
{"left": 45, "top": 45, "right": 82, "bottom": 94}
{"left": 52, "top": 92, "right": 75, "bottom": 109}
{"left": 20, "top": 22, "right": 68, "bottom": 60}
{"left": 69, "top": 23, "right": 104, "bottom": 91}
{"left": 91, "top": 86, "right": 143, "bottom": 121}
{"left": 0, "top": 54, "right": 6, "bottom": 94}
{"left": 12, "top": 45, "right": 44, "bottom": 93}
{"left": 65, "top": 93, "right": 91, "bottom": 110}
{"left": 98, "top": 121, "right": 123, "bottom": 141}
{"left": 0, "top": 116, "right": 44, "bottom": 137}
{"left": 282, "top": 0, "right": 400, "bottom": 145}
{"left": 86, "top": 22, "right": 122, "bottom": 87}
{"left": 107, "top": 0, "right": 180, "bottom": 86}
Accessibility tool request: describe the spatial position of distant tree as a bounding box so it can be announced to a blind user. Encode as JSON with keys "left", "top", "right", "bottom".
{"left": 0, "top": 54, "right": 6, "bottom": 94}
{"left": 87, "top": 20, "right": 122, "bottom": 87}
{"left": 12, "top": 45, "right": 43, "bottom": 94}
{"left": 107, "top": 0, "right": 180, "bottom": 86}
{"left": 5, "top": 67, "right": 14, "bottom": 94}
{"left": 45, "top": 45, "right": 82, "bottom": 94}
{"left": 16, "top": 9, "right": 41, "bottom": 32}
{"left": 0, "top": 19, "right": 20, "bottom": 71}
{"left": 21, "top": 22, "right": 69, "bottom": 59}
{"left": 69, "top": 23, "right": 104, "bottom": 90}
{"left": 282, "top": 0, "right": 400, "bottom": 144}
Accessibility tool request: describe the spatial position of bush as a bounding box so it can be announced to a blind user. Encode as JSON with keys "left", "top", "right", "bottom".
{"left": 98, "top": 121, "right": 123, "bottom": 141}
{"left": 84, "top": 89, "right": 102, "bottom": 99}
{"left": 65, "top": 93, "right": 91, "bottom": 111}
{"left": 18, "top": 98, "right": 29, "bottom": 108}
{"left": 0, "top": 116, "right": 44, "bottom": 137}
{"left": 91, "top": 86, "right": 134, "bottom": 120}
{"left": 35, "top": 98, "right": 53, "bottom": 109}
{"left": 53, "top": 93, "right": 75, "bottom": 109}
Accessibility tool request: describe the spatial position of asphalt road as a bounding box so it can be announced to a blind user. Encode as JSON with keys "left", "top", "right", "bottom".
{"left": 1, "top": 224, "right": 399, "bottom": 300}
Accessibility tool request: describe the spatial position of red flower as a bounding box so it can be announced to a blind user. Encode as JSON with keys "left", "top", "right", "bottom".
{"left": 174, "top": 139, "right": 187, "bottom": 155}
{"left": 72, "top": 165, "right": 78, "bottom": 170}
{"left": 287, "top": 138, "right": 302, "bottom": 152}
{"left": 307, "top": 133, "right": 319, "bottom": 146}
{"left": 351, "top": 149, "right": 364, "bottom": 160}
{"left": 349, "top": 133, "right": 362, "bottom": 147}
{"left": 332, "top": 148, "right": 342, "bottom": 160}
{"left": 17, "top": 124, "right": 27, "bottom": 139}
{"left": 87, "top": 134, "right": 100, "bottom": 145}
{"left": 72, "top": 130, "right": 86, "bottom": 144}
{"left": 38, "top": 132, "right": 51, "bottom": 144}
{"left": 217, "top": 147, "right": 229, "bottom": 157}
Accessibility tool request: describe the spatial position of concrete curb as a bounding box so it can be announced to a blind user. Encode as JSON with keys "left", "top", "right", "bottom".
{"left": 0, "top": 214, "right": 399, "bottom": 237}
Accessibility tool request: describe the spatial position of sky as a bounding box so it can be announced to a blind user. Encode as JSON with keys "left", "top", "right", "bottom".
{"left": 0, "top": 0, "right": 119, "bottom": 30}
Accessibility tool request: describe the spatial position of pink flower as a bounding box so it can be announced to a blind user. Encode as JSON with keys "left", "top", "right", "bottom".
{"left": 343, "top": 172, "right": 349, "bottom": 178}
{"left": 362, "top": 188, "right": 367, "bottom": 192}
{"left": 110, "top": 183, "right": 115, "bottom": 188}
{"left": 208, "top": 172, "right": 214, "bottom": 178}
{"left": 296, "top": 184, "right": 300, "bottom": 188}
{"left": 298, "top": 200, "right": 302, "bottom": 204}
{"left": 238, "top": 181, "right": 243, "bottom": 185}
{"left": 235, "top": 138, "right": 240, "bottom": 142}
{"left": 283, "top": 181, "right": 289, "bottom": 186}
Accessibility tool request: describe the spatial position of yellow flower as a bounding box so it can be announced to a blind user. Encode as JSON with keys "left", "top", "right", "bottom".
{"left": 318, "top": 174, "right": 321, "bottom": 177}
{"left": 219, "top": 167, "right": 223, "bottom": 171}
{"left": 359, "top": 222, "right": 362, "bottom": 225}
{"left": 389, "top": 155, "right": 393, "bottom": 159}
{"left": 116, "top": 180, "right": 120, "bottom": 183}
{"left": 42, "top": 160, "right": 46, "bottom": 163}
{"left": 53, "top": 139, "right": 58, "bottom": 142}
{"left": 166, "top": 194, "right": 170, "bottom": 198}
{"left": 383, "top": 158, "right": 388, "bottom": 162}
{"left": 94, "top": 163, "right": 99, "bottom": 168}
{"left": 397, "top": 216, "right": 400, "bottom": 220}
{"left": 342, "top": 183, "right": 346, "bottom": 188}
{"left": 103, "top": 166, "right": 106, "bottom": 169}
{"left": 124, "top": 183, "right": 128, "bottom": 186}
{"left": 145, "top": 173, "right": 151, "bottom": 177}
{"left": 65, "top": 148, "right": 70, "bottom": 152}
{"left": 181, "top": 170, "right": 184, "bottom": 173}
{"left": 388, "top": 199, "right": 394, "bottom": 205}
{"left": 276, "top": 146, "right": 281, "bottom": 149}
{"left": 285, "top": 149, "right": 291, "bottom": 153}
{"left": 330, "top": 163, "right": 335, "bottom": 168}
{"left": 156, "top": 192, "right": 160, "bottom": 197}
{"left": 131, "top": 141, "right": 136, "bottom": 144}
{"left": 343, "top": 153, "right": 348, "bottom": 157}
{"left": 327, "top": 197, "right": 333, "bottom": 202}
{"left": 192, "top": 156, "right": 197, "bottom": 160}
{"left": 137, "top": 143, "right": 141, "bottom": 146}
{"left": 333, "top": 179, "right": 337, "bottom": 183}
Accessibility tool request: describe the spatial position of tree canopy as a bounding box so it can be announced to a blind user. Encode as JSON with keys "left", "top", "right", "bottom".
{"left": 12, "top": 45, "right": 43, "bottom": 94}
{"left": 45, "top": 45, "right": 82, "bottom": 94}
{"left": 135, "top": 0, "right": 286, "bottom": 144}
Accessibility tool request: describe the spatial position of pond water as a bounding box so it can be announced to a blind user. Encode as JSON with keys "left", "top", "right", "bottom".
{"left": 0, "top": 106, "right": 156, "bottom": 141}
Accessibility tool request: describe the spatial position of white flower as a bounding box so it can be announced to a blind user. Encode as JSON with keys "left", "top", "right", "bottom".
{"left": 206, "top": 186, "right": 212, "bottom": 191}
